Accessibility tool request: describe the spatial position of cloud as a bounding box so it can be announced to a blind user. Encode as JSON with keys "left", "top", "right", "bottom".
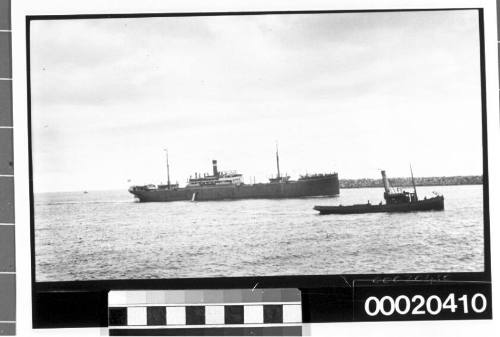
{"left": 29, "top": 10, "right": 484, "bottom": 192}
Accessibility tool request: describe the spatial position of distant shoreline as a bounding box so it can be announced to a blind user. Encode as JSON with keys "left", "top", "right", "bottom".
{"left": 341, "top": 183, "right": 482, "bottom": 189}
{"left": 35, "top": 175, "right": 483, "bottom": 194}
{"left": 339, "top": 175, "right": 482, "bottom": 189}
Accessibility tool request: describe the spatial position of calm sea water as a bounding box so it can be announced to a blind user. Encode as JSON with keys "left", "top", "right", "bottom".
{"left": 35, "top": 185, "right": 484, "bottom": 282}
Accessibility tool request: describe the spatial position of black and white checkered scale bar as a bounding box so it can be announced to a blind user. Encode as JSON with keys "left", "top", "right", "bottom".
{"left": 108, "top": 289, "right": 302, "bottom": 336}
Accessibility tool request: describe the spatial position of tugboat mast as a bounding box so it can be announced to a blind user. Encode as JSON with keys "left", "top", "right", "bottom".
{"left": 276, "top": 142, "right": 281, "bottom": 180}
{"left": 164, "top": 149, "right": 171, "bottom": 189}
{"left": 410, "top": 164, "right": 418, "bottom": 200}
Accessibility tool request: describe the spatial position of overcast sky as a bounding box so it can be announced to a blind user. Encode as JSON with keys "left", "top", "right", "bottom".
{"left": 30, "top": 10, "right": 483, "bottom": 193}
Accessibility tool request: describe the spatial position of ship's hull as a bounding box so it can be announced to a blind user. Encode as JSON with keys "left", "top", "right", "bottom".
{"left": 130, "top": 175, "right": 339, "bottom": 202}
{"left": 313, "top": 195, "right": 444, "bottom": 215}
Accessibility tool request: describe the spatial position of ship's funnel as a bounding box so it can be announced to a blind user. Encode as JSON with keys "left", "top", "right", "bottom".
{"left": 381, "top": 170, "right": 391, "bottom": 193}
{"left": 212, "top": 160, "right": 218, "bottom": 176}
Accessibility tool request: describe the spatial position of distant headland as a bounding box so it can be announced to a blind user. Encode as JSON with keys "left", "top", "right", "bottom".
{"left": 340, "top": 175, "right": 482, "bottom": 189}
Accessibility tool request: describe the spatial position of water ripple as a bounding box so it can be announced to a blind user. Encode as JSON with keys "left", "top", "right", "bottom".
{"left": 35, "top": 185, "right": 484, "bottom": 281}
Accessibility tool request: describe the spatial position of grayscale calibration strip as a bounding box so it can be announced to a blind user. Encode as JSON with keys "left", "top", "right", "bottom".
{"left": 0, "top": 0, "right": 15, "bottom": 335}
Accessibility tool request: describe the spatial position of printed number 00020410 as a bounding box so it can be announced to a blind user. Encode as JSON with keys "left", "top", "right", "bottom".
{"left": 364, "top": 293, "right": 487, "bottom": 316}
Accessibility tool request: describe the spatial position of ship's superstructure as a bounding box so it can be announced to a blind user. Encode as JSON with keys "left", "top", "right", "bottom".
{"left": 185, "top": 160, "right": 243, "bottom": 187}
{"left": 381, "top": 169, "right": 419, "bottom": 204}
{"left": 129, "top": 147, "right": 339, "bottom": 202}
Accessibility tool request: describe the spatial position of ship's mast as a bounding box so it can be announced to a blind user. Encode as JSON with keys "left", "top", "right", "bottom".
{"left": 410, "top": 164, "right": 418, "bottom": 200}
{"left": 164, "top": 149, "right": 171, "bottom": 189}
{"left": 276, "top": 142, "right": 281, "bottom": 180}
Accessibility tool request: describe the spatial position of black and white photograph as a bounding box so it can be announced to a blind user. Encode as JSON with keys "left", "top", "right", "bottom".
{"left": 29, "top": 9, "right": 487, "bottom": 283}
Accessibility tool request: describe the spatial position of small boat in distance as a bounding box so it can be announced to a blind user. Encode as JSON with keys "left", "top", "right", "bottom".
{"left": 313, "top": 167, "right": 444, "bottom": 215}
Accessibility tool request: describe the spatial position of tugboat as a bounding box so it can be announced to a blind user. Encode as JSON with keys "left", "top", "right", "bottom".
{"left": 313, "top": 168, "right": 444, "bottom": 215}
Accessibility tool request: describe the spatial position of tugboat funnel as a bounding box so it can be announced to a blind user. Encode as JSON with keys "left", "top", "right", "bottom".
{"left": 381, "top": 170, "right": 391, "bottom": 193}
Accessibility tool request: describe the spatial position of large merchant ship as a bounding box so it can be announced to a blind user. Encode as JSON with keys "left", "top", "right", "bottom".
{"left": 129, "top": 147, "right": 339, "bottom": 202}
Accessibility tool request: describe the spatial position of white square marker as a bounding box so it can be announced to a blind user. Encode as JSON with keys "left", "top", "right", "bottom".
{"left": 108, "top": 291, "right": 128, "bottom": 306}
{"left": 166, "top": 306, "right": 186, "bottom": 325}
{"left": 205, "top": 305, "right": 225, "bottom": 325}
{"left": 244, "top": 305, "right": 263, "bottom": 324}
{"left": 283, "top": 304, "right": 302, "bottom": 323}
{"left": 127, "top": 307, "right": 147, "bottom": 326}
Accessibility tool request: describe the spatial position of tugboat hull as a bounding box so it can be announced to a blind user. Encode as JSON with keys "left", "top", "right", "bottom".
{"left": 314, "top": 195, "right": 444, "bottom": 215}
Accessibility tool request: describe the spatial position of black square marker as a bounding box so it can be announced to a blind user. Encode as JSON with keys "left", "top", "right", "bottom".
{"left": 108, "top": 307, "right": 127, "bottom": 326}
{"left": 224, "top": 305, "right": 244, "bottom": 324}
{"left": 185, "top": 306, "right": 205, "bottom": 325}
{"left": 264, "top": 305, "right": 283, "bottom": 323}
{"left": 147, "top": 307, "right": 166, "bottom": 326}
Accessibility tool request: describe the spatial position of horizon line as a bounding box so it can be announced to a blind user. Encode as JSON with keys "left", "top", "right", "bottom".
{"left": 33, "top": 173, "right": 483, "bottom": 194}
